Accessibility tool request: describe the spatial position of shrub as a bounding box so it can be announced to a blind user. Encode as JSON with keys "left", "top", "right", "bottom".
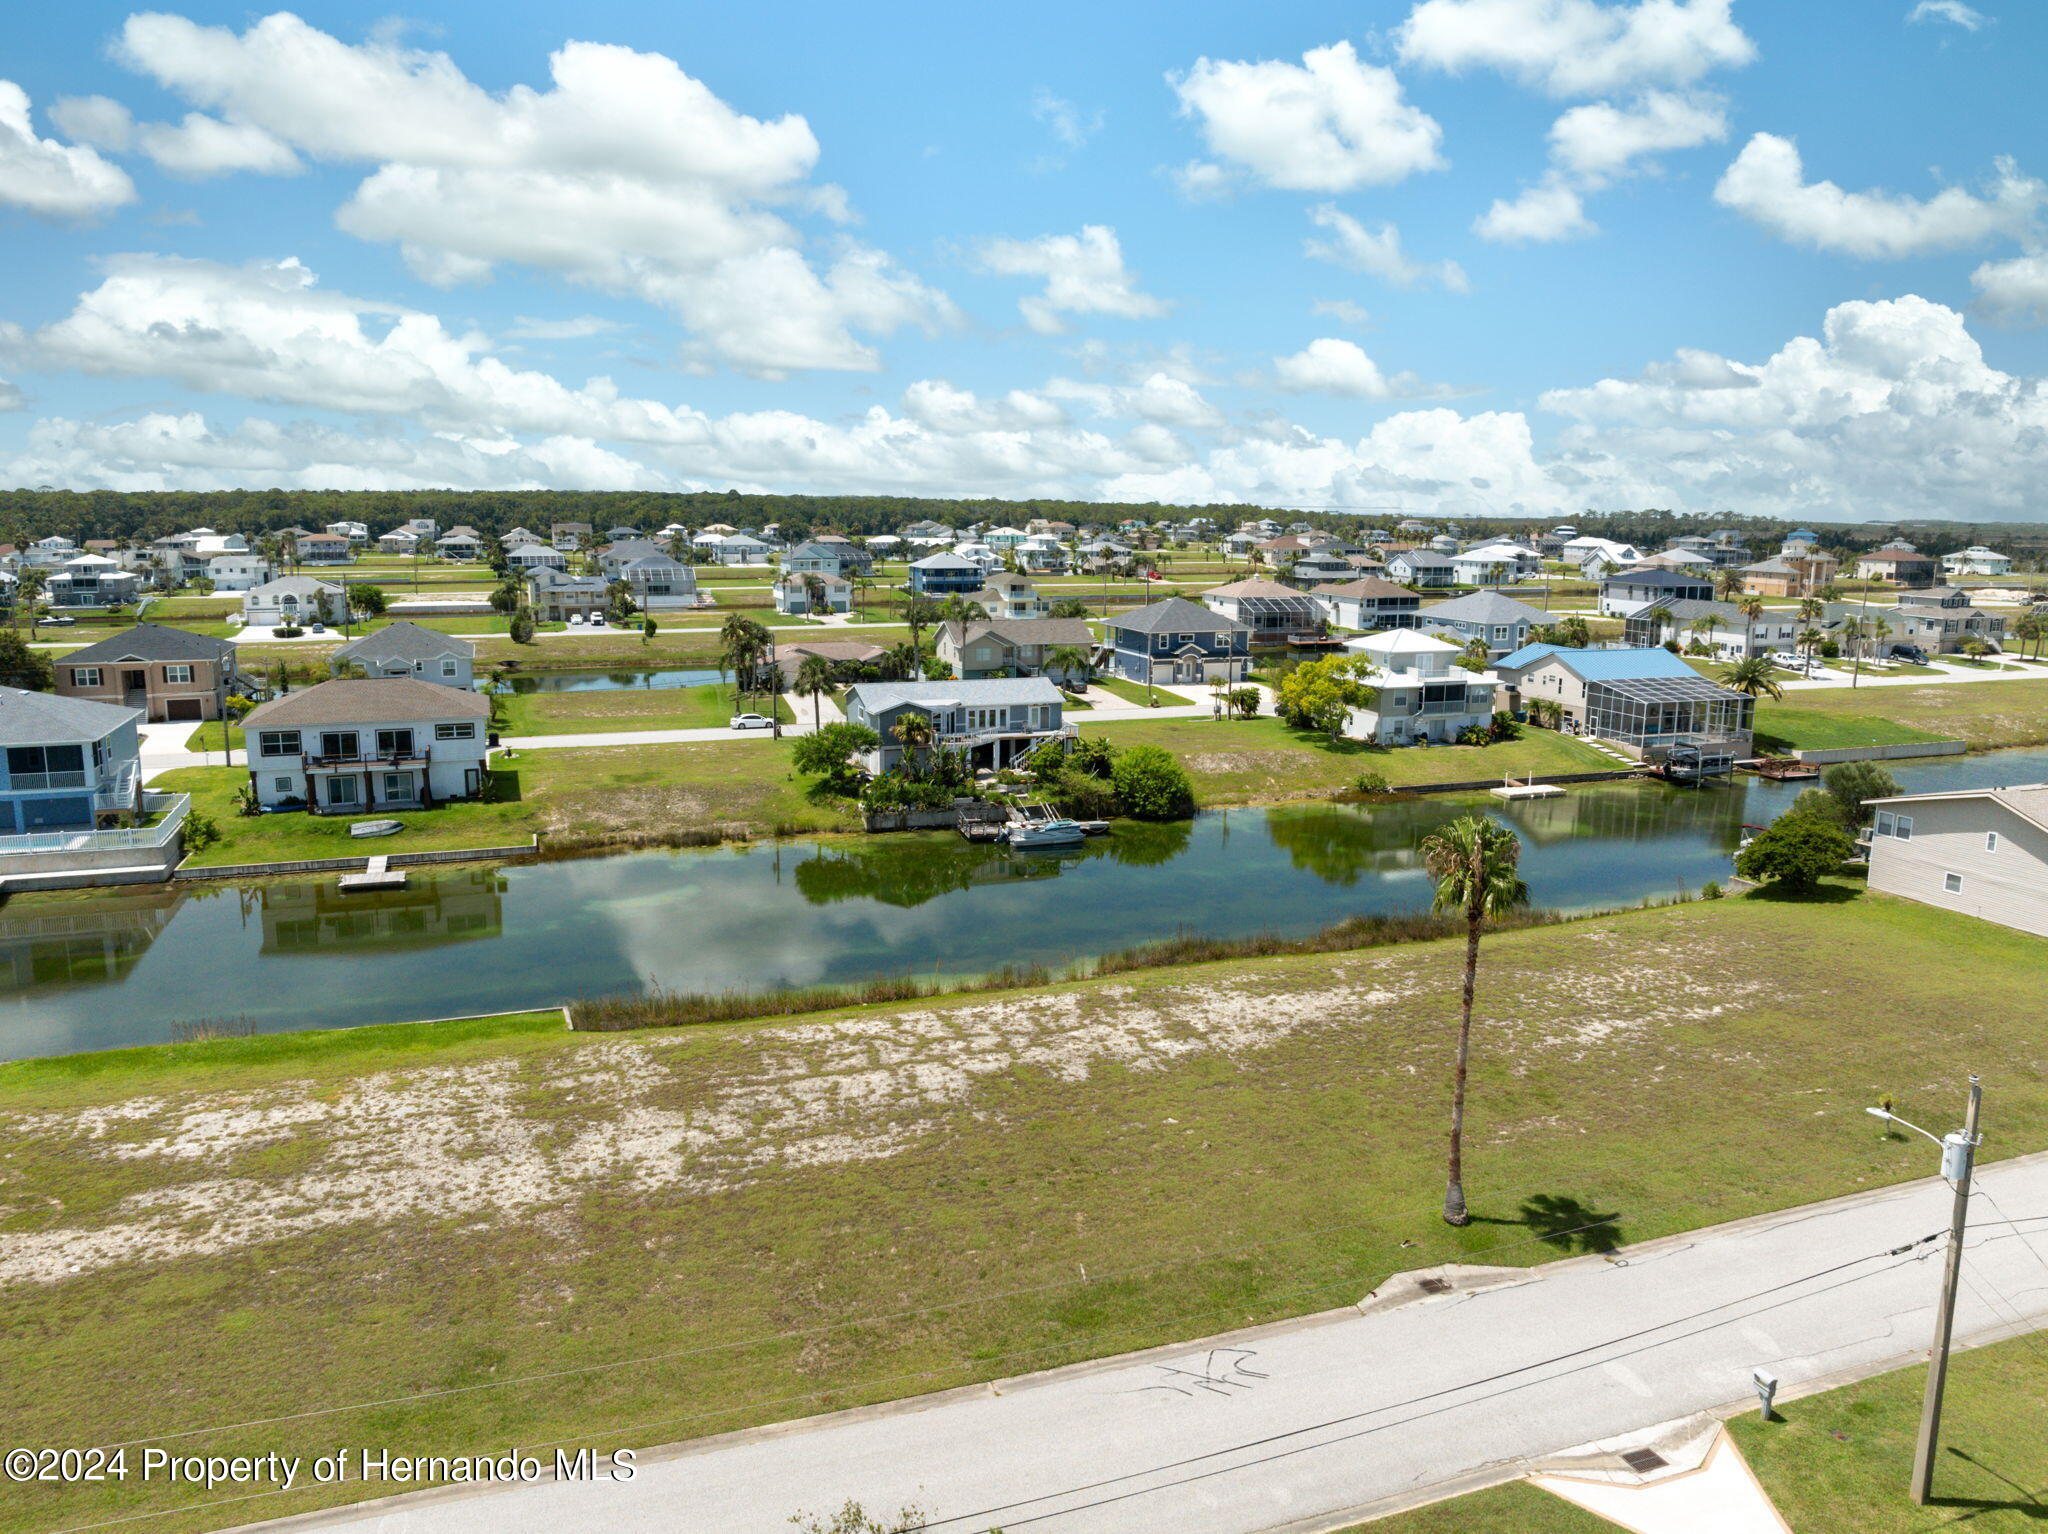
{"left": 1110, "top": 744, "right": 1196, "bottom": 820}
{"left": 182, "top": 810, "right": 222, "bottom": 851}
{"left": 1735, "top": 814, "right": 1854, "bottom": 893}
{"left": 1067, "top": 735, "right": 1121, "bottom": 779}
{"left": 1699, "top": 880, "right": 1724, "bottom": 900}
{"left": 792, "top": 722, "right": 879, "bottom": 794}
{"left": 1352, "top": 769, "right": 1392, "bottom": 794}
{"left": 509, "top": 609, "right": 536, "bottom": 644}
{"left": 1488, "top": 709, "right": 1521, "bottom": 743}
{"left": 1821, "top": 761, "right": 1902, "bottom": 827}
{"left": 352, "top": 584, "right": 389, "bottom": 617}
{"left": 859, "top": 774, "right": 956, "bottom": 812}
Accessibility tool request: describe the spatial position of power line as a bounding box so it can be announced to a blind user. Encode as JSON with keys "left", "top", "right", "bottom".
{"left": 909, "top": 1237, "right": 1943, "bottom": 1533}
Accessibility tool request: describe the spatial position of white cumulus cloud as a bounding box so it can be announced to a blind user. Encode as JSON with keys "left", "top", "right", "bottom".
{"left": 1169, "top": 41, "right": 1444, "bottom": 194}
{"left": 1473, "top": 179, "right": 1596, "bottom": 243}
{"left": 1714, "top": 133, "right": 2046, "bottom": 258}
{"left": 0, "top": 80, "right": 136, "bottom": 219}
{"left": 103, "top": 12, "right": 953, "bottom": 375}
{"left": 1396, "top": 0, "right": 1755, "bottom": 97}
{"left": 1970, "top": 254, "right": 2048, "bottom": 322}
{"left": 977, "top": 225, "right": 1169, "bottom": 334}
{"left": 1908, "top": 2, "right": 1989, "bottom": 30}
{"left": 1269, "top": 337, "right": 1457, "bottom": 398}
{"left": 137, "top": 113, "right": 302, "bottom": 177}
{"left": 1305, "top": 205, "right": 1469, "bottom": 291}
{"left": 1550, "top": 90, "right": 1726, "bottom": 183}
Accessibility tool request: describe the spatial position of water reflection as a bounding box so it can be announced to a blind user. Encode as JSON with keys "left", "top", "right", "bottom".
{"left": 2, "top": 746, "right": 2043, "bottom": 1059}
{"left": 504, "top": 667, "right": 724, "bottom": 694}
{"left": 0, "top": 887, "right": 186, "bottom": 991}
{"left": 255, "top": 868, "right": 506, "bottom": 954}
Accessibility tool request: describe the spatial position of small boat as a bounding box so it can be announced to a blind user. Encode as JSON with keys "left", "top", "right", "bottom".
{"left": 348, "top": 818, "right": 404, "bottom": 838}
{"left": 1004, "top": 802, "right": 1087, "bottom": 848}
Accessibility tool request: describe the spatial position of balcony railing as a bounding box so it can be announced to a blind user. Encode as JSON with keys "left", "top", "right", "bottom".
{"left": 305, "top": 748, "right": 432, "bottom": 771}
{"left": 0, "top": 792, "right": 187, "bottom": 857}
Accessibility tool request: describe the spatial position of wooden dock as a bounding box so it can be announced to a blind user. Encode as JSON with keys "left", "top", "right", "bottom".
{"left": 338, "top": 855, "right": 409, "bottom": 892}
{"left": 1489, "top": 779, "right": 1565, "bottom": 801}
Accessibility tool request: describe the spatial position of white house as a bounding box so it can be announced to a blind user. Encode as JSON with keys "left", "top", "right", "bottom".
{"left": 774, "top": 572, "right": 852, "bottom": 616}
{"left": 1339, "top": 630, "right": 1498, "bottom": 745}
{"left": 326, "top": 520, "right": 369, "bottom": 544}
{"left": 240, "top": 679, "right": 492, "bottom": 814}
{"left": 207, "top": 553, "right": 273, "bottom": 592}
{"left": 1450, "top": 542, "right": 1541, "bottom": 584}
{"left": 840, "top": 678, "right": 1071, "bottom": 774}
{"left": 1561, "top": 536, "right": 1645, "bottom": 574}
{"left": 242, "top": 576, "right": 347, "bottom": 628}
{"left": 1942, "top": 546, "right": 2014, "bottom": 577}
{"left": 506, "top": 542, "right": 568, "bottom": 574}
{"left": 1385, "top": 549, "right": 1456, "bottom": 588}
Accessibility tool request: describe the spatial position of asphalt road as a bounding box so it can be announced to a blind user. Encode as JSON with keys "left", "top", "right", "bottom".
{"left": 236, "top": 1152, "right": 2048, "bottom": 1534}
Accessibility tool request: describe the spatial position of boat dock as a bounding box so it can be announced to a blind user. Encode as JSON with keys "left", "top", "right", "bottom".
{"left": 338, "top": 855, "right": 409, "bottom": 892}
{"left": 1489, "top": 779, "right": 1565, "bottom": 800}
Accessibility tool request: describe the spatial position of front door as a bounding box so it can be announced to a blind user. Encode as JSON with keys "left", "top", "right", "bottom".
{"left": 121, "top": 669, "right": 146, "bottom": 699}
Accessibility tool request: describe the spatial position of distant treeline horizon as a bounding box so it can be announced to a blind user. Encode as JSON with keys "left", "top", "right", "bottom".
{"left": 0, "top": 487, "right": 2037, "bottom": 560}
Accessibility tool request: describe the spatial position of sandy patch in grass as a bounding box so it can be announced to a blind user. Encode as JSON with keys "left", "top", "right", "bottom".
{"left": 0, "top": 935, "right": 1772, "bottom": 1287}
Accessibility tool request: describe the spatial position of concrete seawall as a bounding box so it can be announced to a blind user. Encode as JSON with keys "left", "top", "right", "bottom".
{"left": 1791, "top": 741, "right": 1968, "bottom": 766}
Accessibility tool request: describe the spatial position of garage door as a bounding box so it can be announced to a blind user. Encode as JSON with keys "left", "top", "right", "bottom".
{"left": 164, "top": 697, "right": 204, "bottom": 721}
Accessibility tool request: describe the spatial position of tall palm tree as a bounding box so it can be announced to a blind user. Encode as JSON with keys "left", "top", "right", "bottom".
{"left": 15, "top": 566, "right": 47, "bottom": 637}
{"left": 1456, "top": 636, "right": 1492, "bottom": 672}
{"left": 1418, "top": 815, "right": 1529, "bottom": 1228}
{"left": 1642, "top": 604, "right": 1674, "bottom": 645}
{"left": 1555, "top": 613, "right": 1590, "bottom": 649}
{"left": 1798, "top": 625, "right": 1825, "bottom": 666}
{"left": 1045, "top": 643, "right": 1091, "bottom": 690}
{"left": 795, "top": 653, "right": 833, "bottom": 727}
{"left": 1737, "top": 594, "right": 1766, "bottom": 622}
{"left": 1797, "top": 597, "right": 1824, "bottom": 625}
{"left": 803, "top": 574, "right": 826, "bottom": 615}
{"left": 902, "top": 596, "right": 941, "bottom": 680}
{"left": 1714, "top": 567, "right": 1744, "bottom": 601}
{"left": 1722, "top": 654, "right": 1784, "bottom": 700}
{"left": 1688, "top": 614, "right": 1718, "bottom": 652}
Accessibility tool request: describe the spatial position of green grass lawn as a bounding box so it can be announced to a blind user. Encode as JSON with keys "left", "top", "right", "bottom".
{"left": 1090, "top": 673, "right": 1177, "bottom": 707}
{"left": 157, "top": 732, "right": 853, "bottom": 866}
{"left": 4, "top": 892, "right": 2047, "bottom": 1533}
{"left": 500, "top": 683, "right": 793, "bottom": 735}
{"left": 1751, "top": 676, "right": 2048, "bottom": 751}
{"left": 1360, "top": 1330, "right": 2048, "bottom": 1532}
{"left": 1085, "top": 715, "right": 1618, "bottom": 799}
{"left": 183, "top": 720, "right": 244, "bottom": 752}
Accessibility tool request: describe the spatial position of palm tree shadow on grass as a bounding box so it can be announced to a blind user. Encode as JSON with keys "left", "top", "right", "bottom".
{"left": 1932, "top": 1447, "right": 2048, "bottom": 1520}
{"left": 1468, "top": 1192, "right": 1625, "bottom": 1255}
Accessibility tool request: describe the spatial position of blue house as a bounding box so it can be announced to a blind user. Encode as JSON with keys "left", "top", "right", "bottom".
{"left": 0, "top": 687, "right": 142, "bottom": 832}
{"left": 907, "top": 552, "right": 986, "bottom": 597}
{"left": 1104, "top": 596, "right": 1251, "bottom": 686}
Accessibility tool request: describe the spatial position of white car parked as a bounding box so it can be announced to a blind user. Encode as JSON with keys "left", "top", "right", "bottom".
{"left": 729, "top": 713, "right": 775, "bottom": 731}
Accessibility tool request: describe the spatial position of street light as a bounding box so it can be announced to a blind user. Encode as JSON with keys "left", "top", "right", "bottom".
{"left": 1867, "top": 1078, "right": 1984, "bottom": 1506}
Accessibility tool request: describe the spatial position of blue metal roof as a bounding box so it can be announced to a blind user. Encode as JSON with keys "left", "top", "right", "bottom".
{"left": 1495, "top": 644, "right": 1696, "bottom": 681}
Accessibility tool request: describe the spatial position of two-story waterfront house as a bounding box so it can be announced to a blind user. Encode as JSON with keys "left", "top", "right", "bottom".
{"left": 1878, "top": 586, "right": 2008, "bottom": 655}
{"left": 0, "top": 688, "right": 143, "bottom": 832}
{"left": 1200, "top": 579, "right": 1322, "bottom": 641}
{"left": 976, "top": 572, "right": 1050, "bottom": 620}
{"left": 1104, "top": 596, "right": 1251, "bottom": 686}
{"left": 1600, "top": 566, "right": 1716, "bottom": 618}
{"left": 330, "top": 623, "right": 475, "bottom": 688}
{"left": 56, "top": 625, "right": 241, "bottom": 723}
{"left": 1866, "top": 784, "right": 2048, "bottom": 937}
{"left": 1623, "top": 598, "right": 1797, "bottom": 657}
{"left": 1314, "top": 577, "right": 1422, "bottom": 632}
{"left": 47, "top": 555, "right": 142, "bottom": 609}
{"left": 242, "top": 576, "right": 348, "bottom": 628}
{"left": 775, "top": 571, "right": 852, "bottom": 615}
{"left": 1339, "top": 630, "right": 1497, "bottom": 745}
{"left": 295, "top": 533, "right": 354, "bottom": 566}
{"left": 782, "top": 541, "right": 866, "bottom": 580}
{"left": 935, "top": 618, "right": 1096, "bottom": 685}
{"left": 525, "top": 567, "right": 610, "bottom": 623}
{"left": 841, "top": 678, "right": 1072, "bottom": 774}
{"left": 240, "top": 679, "right": 491, "bottom": 814}
{"left": 1384, "top": 549, "right": 1456, "bottom": 588}
{"left": 907, "top": 553, "right": 986, "bottom": 597}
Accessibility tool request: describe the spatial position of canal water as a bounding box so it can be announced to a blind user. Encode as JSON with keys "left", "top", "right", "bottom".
{"left": 4, "top": 748, "right": 2040, "bottom": 1060}
{"left": 504, "top": 667, "right": 726, "bottom": 694}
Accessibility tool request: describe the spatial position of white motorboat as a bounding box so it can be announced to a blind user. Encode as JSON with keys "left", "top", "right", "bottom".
{"left": 1003, "top": 803, "right": 1087, "bottom": 848}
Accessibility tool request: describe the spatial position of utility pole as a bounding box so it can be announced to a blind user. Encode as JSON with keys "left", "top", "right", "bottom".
{"left": 1868, "top": 1078, "right": 1983, "bottom": 1505}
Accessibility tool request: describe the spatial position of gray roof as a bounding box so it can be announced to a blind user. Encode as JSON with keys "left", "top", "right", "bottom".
{"left": 945, "top": 618, "right": 1095, "bottom": 648}
{"left": 910, "top": 552, "right": 981, "bottom": 570}
{"left": 526, "top": 568, "right": 607, "bottom": 591}
{"left": 242, "top": 678, "right": 489, "bottom": 729}
{"left": 1602, "top": 566, "right": 1715, "bottom": 590}
{"left": 1635, "top": 597, "right": 1749, "bottom": 626}
{"left": 62, "top": 622, "right": 234, "bottom": 666}
{"left": 1418, "top": 591, "right": 1552, "bottom": 624}
{"left": 331, "top": 621, "right": 473, "bottom": 665}
{"left": 0, "top": 685, "right": 140, "bottom": 745}
{"left": 1391, "top": 549, "right": 1453, "bottom": 568}
{"left": 249, "top": 575, "right": 343, "bottom": 598}
{"left": 846, "top": 677, "right": 1065, "bottom": 712}
{"left": 1316, "top": 576, "right": 1419, "bottom": 602}
{"left": 1106, "top": 596, "right": 1251, "bottom": 636}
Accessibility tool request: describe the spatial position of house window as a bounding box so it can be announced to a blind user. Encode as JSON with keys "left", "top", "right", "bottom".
{"left": 1895, "top": 815, "right": 1913, "bottom": 840}
{"left": 73, "top": 666, "right": 102, "bottom": 687}
{"left": 1943, "top": 872, "right": 1964, "bottom": 894}
{"left": 164, "top": 664, "right": 194, "bottom": 684}
{"left": 376, "top": 729, "right": 415, "bottom": 757}
{"left": 441, "top": 659, "right": 458, "bottom": 677}
{"left": 319, "top": 731, "right": 358, "bottom": 760}
{"left": 1986, "top": 831, "right": 1999, "bottom": 852}
{"left": 273, "top": 776, "right": 293, "bottom": 793}
{"left": 257, "top": 730, "right": 302, "bottom": 758}
{"left": 435, "top": 722, "right": 476, "bottom": 740}
{"left": 326, "top": 777, "right": 360, "bottom": 806}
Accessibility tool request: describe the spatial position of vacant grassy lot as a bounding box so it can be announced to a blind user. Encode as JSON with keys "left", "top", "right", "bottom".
{"left": 1362, "top": 1331, "right": 2048, "bottom": 1532}
{"left": 500, "top": 683, "right": 792, "bottom": 735}
{"left": 1756, "top": 676, "right": 2048, "bottom": 750}
{"left": 1086, "top": 715, "right": 1618, "bottom": 798}
{"left": 157, "top": 737, "right": 855, "bottom": 864}
{"left": 5, "top": 891, "right": 2043, "bottom": 1533}
{"left": 1091, "top": 673, "right": 1175, "bottom": 707}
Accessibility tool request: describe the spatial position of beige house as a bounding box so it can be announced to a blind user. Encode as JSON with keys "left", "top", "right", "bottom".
{"left": 1867, "top": 785, "right": 2048, "bottom": 937}
{"left": 54, "top": 624, "right": 240, "bottom": 722}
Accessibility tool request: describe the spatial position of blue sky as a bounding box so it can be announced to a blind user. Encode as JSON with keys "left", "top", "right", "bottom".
{"left": 2, "top": 0, "right": 2045, "bottom": 520}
